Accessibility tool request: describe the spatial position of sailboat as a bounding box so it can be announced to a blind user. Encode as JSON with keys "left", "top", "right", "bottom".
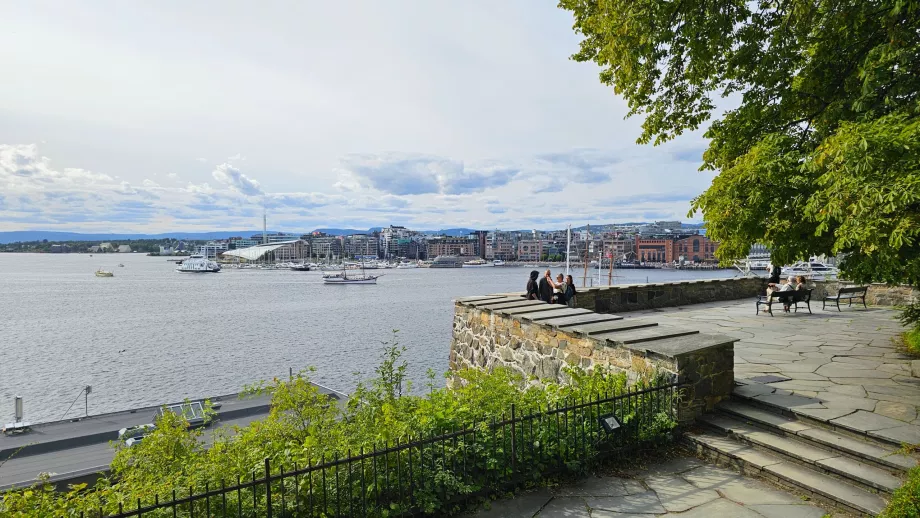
{"left": 323, "top": 257, "right": 380, "bottom": 285}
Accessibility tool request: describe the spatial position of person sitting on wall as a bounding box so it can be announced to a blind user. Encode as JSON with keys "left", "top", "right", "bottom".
{"left": 564, "top": 274, "right": 577, "bottom": 308}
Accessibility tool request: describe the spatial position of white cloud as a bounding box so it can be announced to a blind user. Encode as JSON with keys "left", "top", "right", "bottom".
{"left": 211, "top": 163, "right": 262, "bottom": 197}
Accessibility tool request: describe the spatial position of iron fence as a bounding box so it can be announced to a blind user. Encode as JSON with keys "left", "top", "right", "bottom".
{"left": 84, "top": 381, "right": 679, "bottom": 517}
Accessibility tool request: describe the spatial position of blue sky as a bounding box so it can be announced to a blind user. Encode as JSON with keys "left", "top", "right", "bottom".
{"left": 0, "top": 1, "right": 717, "bottom": 233}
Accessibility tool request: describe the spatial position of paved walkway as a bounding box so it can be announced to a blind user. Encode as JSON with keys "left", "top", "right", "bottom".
{"left": 473, "top": 456, "right": 833, "bottom": 517}
{"left": 634, "top": 300, "right": 920, "bottom": 442}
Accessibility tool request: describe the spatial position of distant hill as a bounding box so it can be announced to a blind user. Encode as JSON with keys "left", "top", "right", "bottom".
{"left": 0, "top": 231, "right": 264, "bottom": 244}
{"left": 0, "top": 222, "right": 704, "bottom": 244}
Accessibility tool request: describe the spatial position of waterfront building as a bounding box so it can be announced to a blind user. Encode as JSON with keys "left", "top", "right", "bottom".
{"left": 486, "top": 231, "right": 517, "bottom": 261}
{"left": 117, "top": 244, "right": 132, "bottom": 253}
{"left": 636, "top": 238, "right": 674, "bottom": 263}
{"left": 99, "top": 242, "right": 116, "bottom": 252}
{"left": 221, "top": 240, "right": 307, "bottom": 263}
{"left": 517, "top": 239, "right": 544, "bottom": 262}
{"left": 196, "top": 241, "right": 229, "bottom": 259}
{"left": 251, "top": 232, "right": 300, "bottom": 245}
{"left": 379, "top": 225, "right": 412, "bottom": 259}
{"left": 344, "top": 234, "right": 379, "bottom": 258}
{"left": 675, "top": 235, "right": 719, "bottom": 263}
{"left": 159, "top": 245, "right": 175, "bottom": 255}
{"left": 230, "top": 237, "right": 261, "bottom": 249}
{"left": 426, "top": 236, "right": 478, "bottom": 258}
{"left": 309, "top": 235, "right": 343, "bottom": 260}
{"left": 470, "top": 231, "right": 489, "bottom": 260}
{"left": 50, "top": 244, "right": 70, "bottom": 253}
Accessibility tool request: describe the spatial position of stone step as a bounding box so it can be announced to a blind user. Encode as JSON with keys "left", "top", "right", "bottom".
{"left": 719, "top": 400, "right": 917, "bottom": 472}
{"left": 543, "top": 313, "right": 624, "bottom": 327}
{"left": 563, "top": 319, "right": 658, "bottom": 336}
{"left": 592, "top": 325, "right": 699, "bottom": 346}
{"left": 525, "top": 308, "right": 592, "bottom": 321}
{"left": 496, "top": 304, "right": 566, "bottom": 316}
{"left": 625, "top": 333, "right": 735, "bottom": 357}
{"left": 699, "top": 413, "right": 903, "bottom": 494}
{"left": 685, "top": 431, "right": 889, "bottom": 516}
{"left": 730, "top": 382, "right": 919, "bottom": 448}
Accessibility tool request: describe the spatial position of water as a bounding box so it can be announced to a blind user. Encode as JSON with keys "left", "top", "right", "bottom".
{"left": 0, "top": 254, "right": 738, "bottom": 423}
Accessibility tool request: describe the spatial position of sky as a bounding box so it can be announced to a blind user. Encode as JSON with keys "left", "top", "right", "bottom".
{"left": 0, "top": 1, "right": 718, "bottom": 233}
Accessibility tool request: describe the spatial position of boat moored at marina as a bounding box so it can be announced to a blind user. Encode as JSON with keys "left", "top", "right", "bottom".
{"left": 430, "top": 256, "right": 466, "bottom": 268}
{"left": 462, "top": 258, "right": 492, "bottom": 268}
{"left": 782, "top": 259, "right": 838, "bottom": 279}
{"left": 176, "top": 255, "right": 221, "bottom": 273}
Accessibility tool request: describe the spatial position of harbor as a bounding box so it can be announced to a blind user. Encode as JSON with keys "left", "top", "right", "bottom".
{"left": 0, "top": 252, "right": 738, "bottom": 426}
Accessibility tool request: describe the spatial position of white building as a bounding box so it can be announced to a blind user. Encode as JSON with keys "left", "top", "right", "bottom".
{"left": 197, "top": 241, "right": 229, "bottom": 258}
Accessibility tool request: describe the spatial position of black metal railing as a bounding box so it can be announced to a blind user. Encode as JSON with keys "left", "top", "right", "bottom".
{"left": 83, "top": 381, "right": 680, "bottom": 518}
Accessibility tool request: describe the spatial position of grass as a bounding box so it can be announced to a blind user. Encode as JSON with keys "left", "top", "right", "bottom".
{"left": 903, "top": 327, "right": 920, "bottom": 356}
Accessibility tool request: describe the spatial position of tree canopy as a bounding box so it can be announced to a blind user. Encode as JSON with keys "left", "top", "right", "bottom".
{"left": 559, "top": 0, "right": 920, "bottom": 286}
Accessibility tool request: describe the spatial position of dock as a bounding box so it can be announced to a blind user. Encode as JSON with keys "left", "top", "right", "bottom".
{"left": 0, "top": 383, "right": 347, "bottom": 491}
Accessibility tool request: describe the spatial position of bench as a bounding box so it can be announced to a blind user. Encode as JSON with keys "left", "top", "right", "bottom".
{"left": 756, "top": 289, "right": 813, "bottom": 316}
{"left": 822, "top": 285, "right": 869, "bottom": 311}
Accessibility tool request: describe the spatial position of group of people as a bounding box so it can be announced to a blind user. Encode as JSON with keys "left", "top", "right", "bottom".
{"left": 526, "top": 269, "right": 577, "bottom": 307}
{"left": 766, "top": 264, "right": 808, "bottom": 313}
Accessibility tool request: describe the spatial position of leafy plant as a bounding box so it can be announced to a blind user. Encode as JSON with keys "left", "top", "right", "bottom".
{"left": 0, "top": 340, "right": 676, "bottom": 517}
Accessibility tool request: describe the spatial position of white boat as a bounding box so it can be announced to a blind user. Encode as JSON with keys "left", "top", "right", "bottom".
{"left": 396, "top": 261, "right": 419, "bottom": 269}
{"left": 95, "top": 268, "right": 114, "bottom": 278}
{"left": 176, "top": 255, "right": 221, "bottom": 273}
{"left": 117, "top": 263, "right": 125, "bottom": 268}
{"left": 492, "top": 259, "right": 505, "bottom": 267}
{"left": 289, "top": 263, "right": 311, "bottom": 271}
{"left": 782, "top": 259, "right": 838, "bottom": 279}
{"left": 462, "top": 259, "right": 493, "bottom": 268}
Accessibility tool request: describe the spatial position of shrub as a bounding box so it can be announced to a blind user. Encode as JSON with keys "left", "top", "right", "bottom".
{"left": 882, "top": 463, "right": 920, "bottom": 518}
{"left": 0, "top": 336, "right": 677, "bottom": 517}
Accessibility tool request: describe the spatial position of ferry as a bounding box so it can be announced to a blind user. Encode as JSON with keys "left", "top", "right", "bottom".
{"left": 462, "top": 258, "right": 492, "bottom": 268}
{"left": 430, "top": 256, "right": 466, "bottom": 268}
{"left": 176, "top": 255, "right": 221, "bottom": 273}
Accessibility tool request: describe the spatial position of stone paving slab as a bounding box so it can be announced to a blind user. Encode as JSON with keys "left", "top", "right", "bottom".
{"left": 470, "top": 456, "right": 833, "bottom": 517}
{"left": 627, "top": 300, "right": 920, "bottom": 447}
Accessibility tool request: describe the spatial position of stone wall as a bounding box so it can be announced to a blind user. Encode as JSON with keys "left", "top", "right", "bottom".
{"left": 449, "top": 297, "right": 737, "bottom": 424}
{"left": 573, "top": 278, "right": 763, "bottom": 314}
{"left": 810, "top": 281, "right": 919, "bottom": 306}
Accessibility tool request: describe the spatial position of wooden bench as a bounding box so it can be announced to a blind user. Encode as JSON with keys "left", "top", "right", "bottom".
{"left": 822, "top": 285, "right": 868, "bottom": 311}
{"left": 756, "top": 289, "right": 812, "bottom": 316}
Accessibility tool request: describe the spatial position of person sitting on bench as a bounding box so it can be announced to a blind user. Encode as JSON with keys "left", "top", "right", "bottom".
{"left": 767, "top": 276, "right": 796, "bottom": 313}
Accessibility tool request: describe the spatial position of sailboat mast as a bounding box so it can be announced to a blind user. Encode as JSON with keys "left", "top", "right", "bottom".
{"left": 565, "top": 225, "right": 571, "bottom": 276}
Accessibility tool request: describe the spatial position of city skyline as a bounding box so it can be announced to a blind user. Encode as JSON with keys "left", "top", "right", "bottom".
{"left": 1, "top": 2, "right": 721, "bottom": 234}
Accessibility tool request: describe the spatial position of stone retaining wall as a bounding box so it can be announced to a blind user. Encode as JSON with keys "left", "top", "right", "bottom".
{"left": 811, "top": 281, "right": 919, "bottom": 306}
{"left": 573, "top": 278, "right": 763, "bottom": 314}
{"left": 449, "top": 296, "right": 737, "bottom": 424}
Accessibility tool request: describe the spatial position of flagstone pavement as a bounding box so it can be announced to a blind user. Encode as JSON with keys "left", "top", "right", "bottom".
{"left": 636, "top": 300, "right": 920, "bottom": 443}
{"left": 473, "top": 456, "right": 835, "bottom": 517}
{"left": 472, "top": 298, "right": 920, "bottom": 517}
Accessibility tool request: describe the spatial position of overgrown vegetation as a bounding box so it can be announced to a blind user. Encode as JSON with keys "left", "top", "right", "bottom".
{"left": 882, "top": 463, "right": 920, "bottom": 517}
{"left": 899, "top": 302, "right": 920, "bottom": 355}
{"left": 0, "top": 334, "right": 677, "bottom": 517}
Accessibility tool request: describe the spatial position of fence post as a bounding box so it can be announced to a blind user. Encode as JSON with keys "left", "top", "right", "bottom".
{"left": 510, "top": 403, "right": 517, "bottom": 474}
{"left": 265, "top": 457, "right": 273, "bottom": 518}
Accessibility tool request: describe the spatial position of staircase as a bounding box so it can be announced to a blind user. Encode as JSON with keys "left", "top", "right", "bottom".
{"left": 684, "top": 385, "right": 918, "bottom": 516}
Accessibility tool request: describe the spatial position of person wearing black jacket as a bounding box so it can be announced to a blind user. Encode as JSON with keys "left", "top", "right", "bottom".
{"left": 526, "top": 270, "right": 540, "bottom": 300}
{"left": 767, "top": 264, "right": 782, "bottom": 284}
{"left": 538, "top": 269, "right": 554, "bottom": 303}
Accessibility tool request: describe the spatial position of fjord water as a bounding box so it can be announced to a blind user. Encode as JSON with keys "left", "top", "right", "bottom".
{"left": 0, "top": 253, "right": 737, "bottom": 423}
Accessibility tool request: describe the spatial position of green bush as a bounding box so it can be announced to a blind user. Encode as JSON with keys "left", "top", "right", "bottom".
{"left": 882, "top": 463, "right": 920, "bottom": 518}
{"left": 0, "top": 336, "right": 677, "bottom": 517}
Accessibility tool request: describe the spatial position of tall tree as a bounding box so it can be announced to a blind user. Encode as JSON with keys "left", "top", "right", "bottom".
{"left": 558, "top": 0, "right": 920, "bottom": 288}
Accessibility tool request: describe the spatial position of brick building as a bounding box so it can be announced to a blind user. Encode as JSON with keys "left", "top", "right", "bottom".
{"left": 675, "top": 235, "right": 719, "bottom": 263}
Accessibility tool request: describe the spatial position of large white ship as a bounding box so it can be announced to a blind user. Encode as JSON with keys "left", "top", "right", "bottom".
{"left": 176, "top": 255, "right": 221, "bottom": 273}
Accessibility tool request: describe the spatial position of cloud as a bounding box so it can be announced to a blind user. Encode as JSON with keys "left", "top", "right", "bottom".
{"left": 196, "top": 158, "right": 208, "bottom": 163}
{"left": 338, "top": 153, "right": 521, "bottom": 195}
{"left": 211, "top": 163, "right": 262, "bottom": 197}
{"left": 531, "top": 177, "right": 566, "bottom": 193}
{"left": 227, "top": 153, "right": 246, "bottom": 161}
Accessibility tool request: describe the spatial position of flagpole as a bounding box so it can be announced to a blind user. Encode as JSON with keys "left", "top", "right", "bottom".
{"left": 565, "top": 225, "right": 571, "bottom": 276}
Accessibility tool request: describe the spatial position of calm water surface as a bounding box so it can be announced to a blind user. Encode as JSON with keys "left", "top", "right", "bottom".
{"left": 0, "top": 254, "right": 738, "bottom": 423}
